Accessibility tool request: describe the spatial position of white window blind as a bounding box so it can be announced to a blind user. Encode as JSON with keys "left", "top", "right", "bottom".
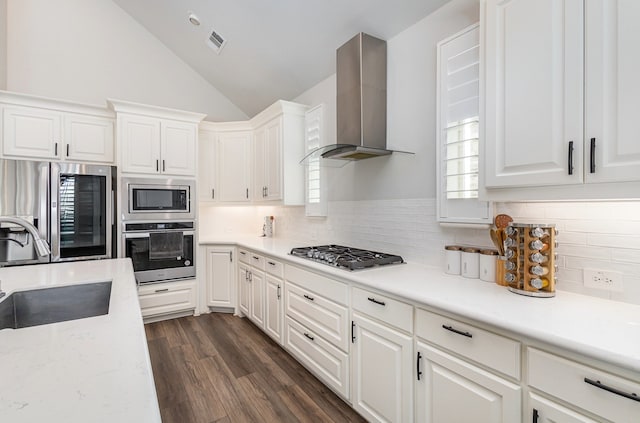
{"left": 304, "top": 104, "right": 328, "bottom": 217}
{"left": 437, "top": 24, "right": 491, "bottom": 224}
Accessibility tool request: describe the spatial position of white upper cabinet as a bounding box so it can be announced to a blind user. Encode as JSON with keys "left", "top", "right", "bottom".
{"left": 110, "top": 99, "right": 205, "bottom": 177}
{"left": 1, "top": 92, "right": 115, "bottom": 163}
{"left": 483, "top": 0, "right": 584, "bottom": 188}
{"left": 483, "top": 0, "right": 640, "bottom": 198}
{"left": 251, "top": 100, "right": 307, "bottom": 205}
{"left": 584, "top": 0, "right": 640, "bottom": 183}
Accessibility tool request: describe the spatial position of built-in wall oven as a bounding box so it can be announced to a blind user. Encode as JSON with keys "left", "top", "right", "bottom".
{"left": 123, "top": 221, "right": 195, "bottom": 284}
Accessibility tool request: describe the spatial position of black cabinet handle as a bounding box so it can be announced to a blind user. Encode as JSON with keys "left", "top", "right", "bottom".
{"left": 303, "top": 294, "right": 314, "bottom": 301}
{"left": 351, "top": 321, "right": 356, "bottom": 343}
{"left": 442, "top": 324, "right": 473, "bottom": 338}
{"left": 229, "top": 252, "right": 232, "bottom": 262}
{"left": 532, "top": 408, "right": 539, "bottom": 423}
{"left": 416, "top": 352, "right": 423, "bottom": 381}
{"left": 568, "top": 141, "right": 574, "bottom": 175}
{"left": 590, "top": 137, "right": 596, "bottom": 173}
{"left": 268, "top": 261, "right": 276, "bottom": 266}
{"left": 252, "top": 256, "right": 260, "bottom": 260}
{"left": 246, "top": 188, "right": 249, "bottom": 199}
{"left": 584, "top": 378, "right": 639, "bottom": 402}
{"left": 155, "top": 288, "right": 169, "bottom": 293}
{"left": 212, "top": 189, "right": 215, "bottom": 199}
{"left": 156, "top": 159, "right": 159, "bottom": 172}
{"left": 277, "top": 284, "right": 281, "bottom": 300}
{"left": 162, "top": 160, "right": 166, "bottom": 172}
{"left": 240, "top": 251, "right": 247, "bottom": 255}
{"left": 367, "top": 297, "right": 386, "bottom": 306}
{"left": 303, "top": 333, "right": 314, "bottom": 341}
{"left": 249, "top": 272, "right": 252, "bottom": 282}
{"left": 54, "top": 142, "right": 58, "bottom": 156}
{"left": 66, "top": 144, "right": 70, "bottom": 157}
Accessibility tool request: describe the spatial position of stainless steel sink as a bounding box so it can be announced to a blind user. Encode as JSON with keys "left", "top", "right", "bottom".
{"left": 0, "top": 281, "right": 112, "bottom": 330}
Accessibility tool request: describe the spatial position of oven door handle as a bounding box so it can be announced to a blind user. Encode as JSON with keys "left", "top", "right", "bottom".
{"left": 124, "top": 230, "right": 195, "bottom": 239}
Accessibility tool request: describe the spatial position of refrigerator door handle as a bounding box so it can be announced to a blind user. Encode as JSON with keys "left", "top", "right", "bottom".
{"left": 49, "top": 162, "right": 61, "bottom": 262}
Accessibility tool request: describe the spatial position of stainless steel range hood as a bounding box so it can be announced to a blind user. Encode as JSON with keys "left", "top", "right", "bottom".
{"left": 302, "top": 33, "right": 402, "bottom": 165}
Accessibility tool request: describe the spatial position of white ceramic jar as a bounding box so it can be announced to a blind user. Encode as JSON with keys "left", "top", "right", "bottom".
{"left": 461, "top": 247, "right": 480, "bottom": 279}
{"left": 444, "top": 245, "right": 462, "bottom": 275}
{"left": 479, "top": 249, "right": 498, "bottom": 282}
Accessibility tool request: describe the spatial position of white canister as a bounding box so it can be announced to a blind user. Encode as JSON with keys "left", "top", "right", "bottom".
{"left": 263, "top": 216, "right": 274, "bottom": 237}
{"left": 479, "top": 249, "right": 498, "bottom": 282}
{"left": 444, "top": 245, "right": 462, "bottom": 275}
{"left": 461, "top": 247, "right": 480, "bottom": 279}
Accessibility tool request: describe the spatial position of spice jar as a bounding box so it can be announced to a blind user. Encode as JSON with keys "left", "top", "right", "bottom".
{"left": 479, "top": 249, "right": 498, "bottom": 282}
{"left": 444, "top": 245, "right": 462, "bottom": 275}
{"left": 461, "top": 247, "right": 480, "bottom": 279}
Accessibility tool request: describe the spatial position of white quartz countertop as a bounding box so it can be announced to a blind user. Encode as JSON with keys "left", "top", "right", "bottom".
{"left": 0, "top": 259, "right": 161, "bottom": 423}
{"left": 200, "top": 236, "right": 640, "bottom": 374}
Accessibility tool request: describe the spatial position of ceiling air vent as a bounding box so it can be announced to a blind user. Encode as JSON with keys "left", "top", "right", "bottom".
{"left": 206, "top": 29, "right": 226, "bottom": 54}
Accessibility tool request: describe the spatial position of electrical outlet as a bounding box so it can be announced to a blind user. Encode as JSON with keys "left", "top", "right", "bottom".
{"left": 583, "top": 268, "right": 624, "bottom": 292}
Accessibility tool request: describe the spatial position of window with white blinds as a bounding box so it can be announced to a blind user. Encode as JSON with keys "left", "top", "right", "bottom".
{"left": 437, "top": 24, "right": 491, "bottom": 224}
{"left": 304, "top": 104, "right": 328, "bottom": 217}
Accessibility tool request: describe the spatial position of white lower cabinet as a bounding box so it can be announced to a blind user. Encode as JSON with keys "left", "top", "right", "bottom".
{"left": 527, "top": 347, "right": 640, "bottom": 423}
{"left": 138, "top": 279, "right": 197, "bottom": 321}
{"left": 238, "top": 262, "right": 251, "bottom": 317}
{"left": 528, "top": 393, "right": 598, "bottom": 423}
{"left": 249, "top": 268, "right": 265, "bottom": 327}
{"left": 284, "top": 316, "right": 349, "bottom": 398}
{"left": 205, "top": 246, "right": 234, "bottom": 309}
{"left": 350, "top": 287, "right": 414, "bottom": 423}
{"left": 416, "top": 341, "right": 521, "bottom": 422}
{"left": 265, "top": 274, "right": 283, "bottom": 343}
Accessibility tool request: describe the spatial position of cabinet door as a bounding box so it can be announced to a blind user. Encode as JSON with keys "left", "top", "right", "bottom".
{"left": 238, "top": 263, "right": 251, "bottom": 317}
{"left": 198, "top": 129, "right": 217, "bottom": 202}
{"left": 249, "top": 269, "right": 265, "bottom": 328}
{"left": 585, "top": 0, "right": 640, "bottom": 183}
{"left": 416, "top": 341, "right": 521, "bottom": 423}
{"left": 64, "top": 114, "right": 114, "bottom": 163}
{"left": 120, "top": 114, "right": 161, "bottom": 174}
{"left": 529, "top": 393, "right": 598, "bottom": 423}
{"left": 218, "top": 131, "right": 252, "bottom": 202}
{"left": 160, "top": 120, "right": 196, "bottom": 176}
{"left": 352, "top": 312, "right": 413, "bottom": 423}
{"left": 264, "top": 274, "right": 283, "bottom": 343}
{"left": 264, "top": 118, "right": 282, "bottom": 200}
{"left": 3, "top": 106, "right": 62, "bottom": 159}
{"left": 483, "top": 0, "right": 584, "bottom": 187}
{"left": 206, "top": 247, "right": 234, "bottom": 308}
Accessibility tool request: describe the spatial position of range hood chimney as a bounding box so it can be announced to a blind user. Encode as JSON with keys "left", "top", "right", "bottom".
{"left": 302, "top": 32, "right": 402, "bottom": 165}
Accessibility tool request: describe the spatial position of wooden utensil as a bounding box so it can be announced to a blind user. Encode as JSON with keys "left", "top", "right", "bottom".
{"left": 494, "top": 214, "right": 513, "bottom": 229}
{"left": 490, "top": 228, "right": 503, "bottom": 255}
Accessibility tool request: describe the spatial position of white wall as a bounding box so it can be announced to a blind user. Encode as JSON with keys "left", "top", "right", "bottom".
{"left": 5, "top": 0, "right": 247, "bottom": 121}
{"left": 0, "top": 0, "right": 6, "bottom": 90}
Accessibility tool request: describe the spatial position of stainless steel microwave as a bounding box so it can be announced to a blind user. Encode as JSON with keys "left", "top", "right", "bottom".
{"left": 122, "top": 178, "right": 195, "bottom": 221}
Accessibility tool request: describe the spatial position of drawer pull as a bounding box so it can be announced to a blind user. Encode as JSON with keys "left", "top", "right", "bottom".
{"left": 303, "top": 294, "right": 315, "bottom": 301}
{"left": 252, "top": 256, "right": 260, "bottom": 260}
{"left": 532, "top": 408, "right": 539, "bottom": 423}
{"left": 155, "top": 288, "right": 169, "bottom": 293}
{"left": 240, "top": 251, "right": 247, "bottom": 255}
{"left": 267, "top": 261, "right": 276, "bottom": 266}
{"left": 584, "top": 378, "right": 640, "bottom": 402}
{"left": 367, "top": 297, "right": 386, "bottom": 306}
{"left": 303, "top": 332, "right": 314, "bottom": 341}
{"left": 442, "top": 324, "right": 473, "bottom": 338}
{"left": 416, "top": 352, "right": 423, "bottom": 381}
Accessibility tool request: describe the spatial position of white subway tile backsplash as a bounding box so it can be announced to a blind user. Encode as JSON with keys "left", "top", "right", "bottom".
{"left": 201, "top": 198, "right": 640, "bottom": 305}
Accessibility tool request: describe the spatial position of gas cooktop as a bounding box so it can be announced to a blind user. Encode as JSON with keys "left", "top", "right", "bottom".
{"left": 290, "top": 245, "right": 404, "bottom": 271}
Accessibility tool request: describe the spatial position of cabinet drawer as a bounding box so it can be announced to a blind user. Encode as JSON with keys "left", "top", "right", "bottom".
{"left": 285, "top": 265, "right": 348, "bottom": 305}
{"left": 528, "top": 348, "right": 640, "bottom": 423}
{"left": 238, "top": 248, "right": 251, "bottom": 264}
{"left": 352, "top": 287, "right": 413, "bottom": 333}
{"left": 264, "top": 257, "right": 284, "bottom": 278}
{"left": 285, "top": 282, "right": 349, "bottom": 351}
{"left": 138, "top": 281, "right": 196, "bottom": 318}
{"left": 415, "top": 308, "right": 520, "bottom": 379}
{"left": 284, "top": 316, "right": 349, "bottom": 400}
{"left": 249, "top": 252, "right": 265, "bottom": 271}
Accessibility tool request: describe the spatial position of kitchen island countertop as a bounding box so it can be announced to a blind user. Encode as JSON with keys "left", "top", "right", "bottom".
{"left": 201, "top": 236, "right": 640, "bottom": 375}
{"left": 0, "top": 258, "right": 161, "bottom": 423}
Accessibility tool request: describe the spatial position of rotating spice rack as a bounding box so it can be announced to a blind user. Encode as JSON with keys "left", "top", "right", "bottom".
{"left": 501, "top": 223, "right": 557, "bottom": 298}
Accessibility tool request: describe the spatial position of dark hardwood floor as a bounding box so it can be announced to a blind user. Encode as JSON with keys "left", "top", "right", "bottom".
{"left": 145, "top": 313, "right": 366, "bottom": 423}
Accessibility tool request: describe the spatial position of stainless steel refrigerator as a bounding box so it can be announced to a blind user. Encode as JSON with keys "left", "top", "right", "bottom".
{"left": 0, "top": 159, "right": 115, "bottom": 266}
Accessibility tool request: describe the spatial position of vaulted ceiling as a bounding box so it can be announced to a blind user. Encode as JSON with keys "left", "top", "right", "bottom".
{"left": 112, "top": 0, "right": 449, "bottom": 117}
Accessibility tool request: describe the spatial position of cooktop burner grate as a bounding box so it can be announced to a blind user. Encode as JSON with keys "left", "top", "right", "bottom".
{"left": 290, "top": 244, "right": 404, "bottom": 271}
